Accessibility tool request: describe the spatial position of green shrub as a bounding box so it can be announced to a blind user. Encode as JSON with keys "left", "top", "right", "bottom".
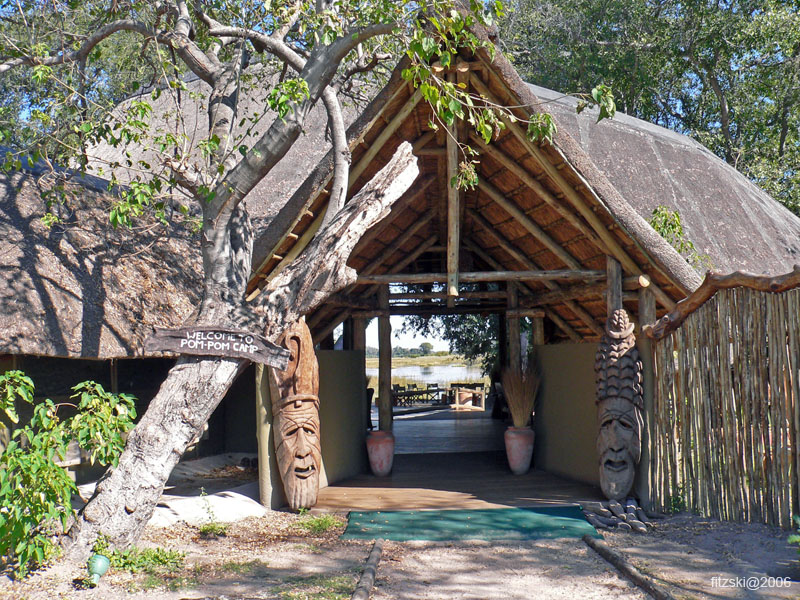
{"left": 788, "top": 516, "right": 800, "bottom": 558}
{"left": 0, "top": 371, "right": 136, "bottom": 577}
{"left": 296, "top": 513, "right": 345, "bottom": 535}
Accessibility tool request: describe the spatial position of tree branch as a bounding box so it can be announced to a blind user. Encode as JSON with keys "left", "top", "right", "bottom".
{"left": 320, "top": 86, "right": 349, "bottom": 227}
{"left": 0, "top": 18, "right": 217, "bottom": 85}
{"left": 207, "top": 25, "right": 306, "bottom": 72}
{"left": 251, "top": 142, "right": 418, "bottom": 338}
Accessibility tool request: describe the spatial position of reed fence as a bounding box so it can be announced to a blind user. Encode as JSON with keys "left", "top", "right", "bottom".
{"left": 650, "top": 286, "right": 800, "bottom": 528}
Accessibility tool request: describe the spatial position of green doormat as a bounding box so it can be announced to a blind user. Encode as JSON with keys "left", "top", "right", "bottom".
{"left": 341, "top": 506, "right": 600, "bottom": 541}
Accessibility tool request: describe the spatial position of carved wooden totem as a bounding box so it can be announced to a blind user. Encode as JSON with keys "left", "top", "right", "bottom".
{"left": 594, "top": 309, "right": 644, "bottom": 500}
{"left": 268, "top": 318, "right": 321, "bottom": 510}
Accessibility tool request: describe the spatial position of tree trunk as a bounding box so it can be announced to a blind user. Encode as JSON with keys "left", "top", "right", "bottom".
{"left": 66, "top": 356, "right": 247, "bottom": 556}
{"left": 65, "top": 142, "right": 419, "bottom": 560}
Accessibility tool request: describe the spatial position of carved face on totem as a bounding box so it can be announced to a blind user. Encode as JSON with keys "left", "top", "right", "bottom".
{"left": 594, "top": 309, "right": 644, "bottom": 500}
{"left": 597, "top": 396, "right": 643, "bottom": 499}
{"left": 269, "top": 319, "right": 321, "bottom": 510}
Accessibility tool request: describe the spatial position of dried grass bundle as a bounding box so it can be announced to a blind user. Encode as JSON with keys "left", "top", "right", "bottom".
{"left": 502, "top": 359, "right": 540, "bottom": 428}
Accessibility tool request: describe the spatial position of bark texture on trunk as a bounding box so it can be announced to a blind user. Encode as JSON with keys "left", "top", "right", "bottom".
{"left": 65, "top": 143, "right": 419, "bottom": 560}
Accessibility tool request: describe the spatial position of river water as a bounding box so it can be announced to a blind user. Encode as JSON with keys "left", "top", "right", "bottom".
{"left": 365, "top": 363, "right": 486, "bottom": 387}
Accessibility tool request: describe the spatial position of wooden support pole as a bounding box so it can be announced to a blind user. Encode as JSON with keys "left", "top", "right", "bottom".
{"left": 607, "top": 256, "right": 623, "bottom": 315}
{"left": 533, "top": 316, "right": 545, "bottom": 346}
{"left": 352, "top": 316, "right": 369, "bottom": 432}
{"left": 378, "top": 285, "right": 393, "bottom": 432}
{"left": 446, "top": 122, "right": 460, "bottom": 300}
{"left": 508, "top": 282, "right": 521, "bottom": 371}
{"left": 498, "top": 311, "right": 508, "bottom": 367}
{"left": 353, "top": 317, "right": 367, "bottom": 352}
{"left": 342, "top": 318, "right": 354, "bottom": 350}
{"left": 635, "top": 286, "right": 657, "bottom": 510}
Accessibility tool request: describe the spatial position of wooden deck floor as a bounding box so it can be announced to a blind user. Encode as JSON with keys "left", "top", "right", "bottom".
{"left": 315, "top": 411, "right": 602, "bottom": 512}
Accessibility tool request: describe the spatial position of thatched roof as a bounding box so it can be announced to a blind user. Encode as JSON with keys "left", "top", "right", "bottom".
{"left": 528, "top": 84, "right": 800, "bottom": 275}
{"left": 86, "top": 65, "right": 365, "bottom": 228}
{"left": 79, "top": 29, "right": 800, "bottom": 346}
{"left": 245, "top": 29, "right": 800, "bottom": 343}
{"left": 0, "top": 164, "right": 201, "bottom": 359}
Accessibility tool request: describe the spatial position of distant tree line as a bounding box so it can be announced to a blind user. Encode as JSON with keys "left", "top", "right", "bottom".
{"left": 364, "top": 342, "right": 445, "bottom": 358}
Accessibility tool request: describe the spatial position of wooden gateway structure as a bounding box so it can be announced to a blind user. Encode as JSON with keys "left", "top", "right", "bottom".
{"left": 6, "top": 22, "right": 800, "bottom": 520}
{"left": 244, "top": 24, "right": 800, "bottom": 513}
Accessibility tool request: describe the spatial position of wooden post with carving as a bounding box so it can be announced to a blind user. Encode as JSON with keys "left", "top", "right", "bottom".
{"left": 267, "top": 318, "right": 321, "bottom": 510}
{"left": 595, "top": 309, "right": 644, "bottom": 500}
{"left": 606, "top": 256, "right": 623, "bottom": 314}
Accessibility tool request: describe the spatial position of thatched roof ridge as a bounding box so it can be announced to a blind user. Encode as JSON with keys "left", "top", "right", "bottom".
{"left": 527, "top": 84, "right": 800, "bottom": 276}
{"left": 0, "top": 165, "right": 202, "bottom": 359}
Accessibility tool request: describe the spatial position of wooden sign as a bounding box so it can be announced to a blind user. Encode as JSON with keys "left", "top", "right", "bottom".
{"left": 144, "top": 327, "right": 291, "bottom": 370}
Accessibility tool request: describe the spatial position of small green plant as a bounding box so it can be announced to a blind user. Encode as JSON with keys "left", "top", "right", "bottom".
{"left": 0, "top": 371, "right": 136, "bottom": 577}
{"left": 649, "top": 205, "right": 713, "bottom": 270}
{"left": 197, "top": 487, "right": 228, "bottom": 538}
{"left": 667, "top": 484, "right": 687, "bottom": 513}
{"left": 109, "top": 546, "right": 185, "bottom": 574}
{"left": 295, "top": 513, "right": 346, "bottom": 536}
{"left": 788, "top": 516, "right": 800, "bottom": 558}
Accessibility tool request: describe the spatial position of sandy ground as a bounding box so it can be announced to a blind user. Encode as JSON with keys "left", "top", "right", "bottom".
{"left": 372, "top": 538, "right": 649, "bottom": 599}
{"left": 603, "top": 514, "right": 800, "bottom": 600}
{"left": 3, "top": 511, "right": 800, "bottom": 600}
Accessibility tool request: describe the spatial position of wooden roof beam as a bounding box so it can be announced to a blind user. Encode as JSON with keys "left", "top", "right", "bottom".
{"left": 251, "top": 84, "right": 415, "bottom": 287}
{"left": 477, "top": 178, "right": 583, "bottom": 270}
{"left": 348, "top": 89, "right": 422, "bottom": 188}
{"left": 359, "top": 211, "right": 435, "bottom": 277}
{"left": 390, "top": 290, "right": 508, "bottom": 301}
{"left": 357, "top": 270, "right": 605, "bottom": 285}
{"left": 462, "top": 238, "right": 581, "bottom": 341}
{"left": 469, "top": 130, "right": 607, "bottom": 252}
{"left": 310, "top": 234, "right": 438, "bottom": 339}
{"left": 523, "top": 276, "right": 647, "bottom": 306}
{"left": 468, "top": 207, "right": 604, "bottom": 336}
{"left": 352, "top": 176, "right": 435, "bottom": 255}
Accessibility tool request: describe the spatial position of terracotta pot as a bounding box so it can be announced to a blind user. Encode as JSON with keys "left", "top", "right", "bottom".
{"left": 366, "top": 430, "right": 394, "bottom": 476}
{"left": 504, "top": 427, "right": 535, "bottom": 475}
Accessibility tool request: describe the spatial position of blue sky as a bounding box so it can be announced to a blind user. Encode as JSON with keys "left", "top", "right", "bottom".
{"left": 364, "top": 316, "right": 449, "bottom": 351}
